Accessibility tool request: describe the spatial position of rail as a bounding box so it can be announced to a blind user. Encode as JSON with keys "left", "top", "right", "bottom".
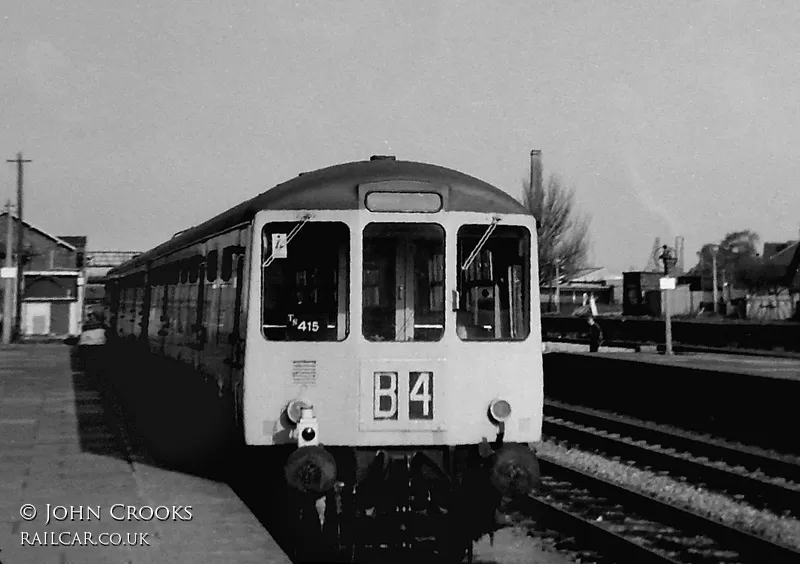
{"left": 543, "top": 400, "right": 800, "bottom": 515}
{"left": 528, "top": 458, "right": 800, "bottom": 563}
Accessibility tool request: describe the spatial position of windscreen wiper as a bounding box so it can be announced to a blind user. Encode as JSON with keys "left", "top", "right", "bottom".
{"left": 461, "top": 217, "right": 501, "bottom": 272}
{"left": 262, "top": 213, "right": 313, "bottom": 269}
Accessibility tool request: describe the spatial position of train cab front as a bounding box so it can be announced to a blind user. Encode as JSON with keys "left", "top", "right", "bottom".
{"left": 249, "top": 181, "right": 542, "bottom": 558}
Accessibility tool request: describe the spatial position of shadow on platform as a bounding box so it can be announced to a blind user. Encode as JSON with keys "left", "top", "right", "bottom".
{"left": 57, "top": 342, "right": 307, "bottom": 562}
{"left": 69, "top": 367, "right": 132, "bottom": 461}
{"left": 65, "top": 343, "right": 237, "bottom": 482}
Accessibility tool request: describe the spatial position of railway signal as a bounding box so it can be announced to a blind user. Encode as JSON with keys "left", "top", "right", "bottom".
{"left": 659, "top": 245, "right": 677, "bottom": 356}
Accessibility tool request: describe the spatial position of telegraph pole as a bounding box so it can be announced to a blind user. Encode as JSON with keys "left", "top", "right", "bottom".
{"left": 3, "top": 201, "right": 13, "bottom": 344}
{"left": 7, "top": 153, "right": 31, "bottom": 342}
{"left": 712, "top": 251, "right": 719, "bottom": 315}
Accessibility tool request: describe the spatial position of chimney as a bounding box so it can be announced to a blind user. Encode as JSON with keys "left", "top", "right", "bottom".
{"left": 530, "top": 150, "right": 542, "bottom": 195}
{"left": 675, "top": 236, "right": 684, "bottom": 275}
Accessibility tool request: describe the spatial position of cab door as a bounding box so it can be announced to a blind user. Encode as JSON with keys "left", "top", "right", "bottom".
{"left": 362, "top": 224, "right": 444, "bottom": 343}
{"left": 359, "top": 222, "right": 446, "bottom": 436}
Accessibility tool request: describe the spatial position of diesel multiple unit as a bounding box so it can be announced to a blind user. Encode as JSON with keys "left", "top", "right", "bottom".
{"left": 105, "top": 157, "right": 544, "bottom": 561}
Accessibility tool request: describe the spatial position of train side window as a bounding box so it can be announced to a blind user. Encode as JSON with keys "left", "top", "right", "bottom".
{"left": 261, "top": 222, "right": 349, "bottom": 341}
{"left": 456, "top": 224, "right": 530, "bottom": 341}
{"left": 222, "top": 248, "right": 234, "bottom": 281}
{"left": 206, "top": 250, "right": 218, "bottom": 282}
{"left": 180, "top": 261, "right": 189, "bottom": 284}
{"left": 188, "top": 257, "right": 200, "bottom": 284}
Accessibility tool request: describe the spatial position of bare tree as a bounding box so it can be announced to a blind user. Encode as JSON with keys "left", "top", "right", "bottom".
{"left": 521, "top": 174, "right": 591, "bottom": 285}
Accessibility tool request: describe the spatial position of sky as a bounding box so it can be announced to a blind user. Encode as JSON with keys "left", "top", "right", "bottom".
{"left": 1, "top": 0, "right": 799, "bottom": 273}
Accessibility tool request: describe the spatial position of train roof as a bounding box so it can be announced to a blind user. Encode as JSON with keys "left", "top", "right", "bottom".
{"left": 108, "top": 158, "right": 529, "bottom": 276}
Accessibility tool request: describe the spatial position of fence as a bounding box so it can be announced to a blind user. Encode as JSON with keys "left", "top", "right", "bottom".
{"left": 746, "top": 294, "right": 799, "bottom": 321}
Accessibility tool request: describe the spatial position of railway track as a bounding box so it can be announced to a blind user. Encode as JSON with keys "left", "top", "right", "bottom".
{"left": 542, "top": 400, "right": 800, "bottom": 515}
{"left": 524, "top": 458, "right": 800, "bottom": 564}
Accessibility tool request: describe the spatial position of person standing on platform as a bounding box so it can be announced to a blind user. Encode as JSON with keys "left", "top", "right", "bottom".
{"left": 78, "top": 312, "right": 107, "bottom": 379}
{"left": 587, "top": 316, "right": 603, "bottom": 352}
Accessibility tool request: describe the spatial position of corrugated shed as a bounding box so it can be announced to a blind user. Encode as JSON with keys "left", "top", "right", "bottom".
{"left": 569, "top": 267, "right": 623, "bottom": 283}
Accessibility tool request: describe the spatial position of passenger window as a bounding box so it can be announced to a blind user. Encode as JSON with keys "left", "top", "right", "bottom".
{"left": 362, "top": 223, "right": 444, "bottom": 342}
{"left": 206, "top": 250, "right": 218, "bottom": 282}
{"left": 222, "top": 248, "right": 234, "bottom": 281}
{"left": 456, "top": 224, "right": 530, "bottom": 341}
{"left": 189, "top": 257, "right": 199, "bottom": 284}
{"left": 261, "top": 222, "right": 350, "bottom": 341}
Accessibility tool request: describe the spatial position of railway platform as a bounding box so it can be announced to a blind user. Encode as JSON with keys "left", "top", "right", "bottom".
{"left": 543, "top": 341, "right": 800, "bottom": 380}
{"left": 544, "top": 342, "right": 800, "bottom": 453}
{"left": 0, "top": 344, "right": 291, "bottom": 564}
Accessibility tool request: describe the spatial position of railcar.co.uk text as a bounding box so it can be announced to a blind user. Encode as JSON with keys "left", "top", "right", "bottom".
{"left": 17, "top": 504, "right": 194, "bottom": 547}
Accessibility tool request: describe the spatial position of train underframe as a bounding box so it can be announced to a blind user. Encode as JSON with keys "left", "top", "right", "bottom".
{"left": 271, "top": 440, "right": 541, "bottom": 563}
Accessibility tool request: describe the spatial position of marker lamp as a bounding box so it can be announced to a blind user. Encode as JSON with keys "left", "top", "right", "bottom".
{"left": 489, "top": 399, "right": 512, "bottom": 423}
{"left": 286, "top": 400, "right": 308, "bottom": 424}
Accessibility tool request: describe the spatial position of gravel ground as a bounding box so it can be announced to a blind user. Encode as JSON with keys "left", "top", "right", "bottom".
{"left": 536, "top": 440, "right": 800, "bottom": 549}
{"left": 472, "top": 527, "right": 577, "bottom": 564}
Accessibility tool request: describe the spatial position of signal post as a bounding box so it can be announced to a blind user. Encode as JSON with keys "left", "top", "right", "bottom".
{"left": 659, "top": 245, "right": 677, "bottom": 356}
